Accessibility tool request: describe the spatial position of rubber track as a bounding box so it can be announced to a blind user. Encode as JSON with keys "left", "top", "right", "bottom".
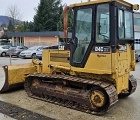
{"left": 129, "top": 75, "right": 137, "bottom": 94}
{"left": 24, "top": 73, "right": 118, "bottom": 115}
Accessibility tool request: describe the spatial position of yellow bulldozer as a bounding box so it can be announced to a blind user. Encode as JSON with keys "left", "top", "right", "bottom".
{"left": 0, "top": 0, "right": 139, "bottom": 115}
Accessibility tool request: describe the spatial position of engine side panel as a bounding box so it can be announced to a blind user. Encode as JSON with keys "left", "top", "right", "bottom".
{"left": 42, "top": 50, "right": 70, "bottom": 73}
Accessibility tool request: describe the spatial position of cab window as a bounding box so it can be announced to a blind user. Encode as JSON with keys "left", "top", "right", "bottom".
{"left": 96, "top": 4, "right": 110, "bottom": 43}
{"left": 118, "top": 9, "right": 133, "bottom": 39}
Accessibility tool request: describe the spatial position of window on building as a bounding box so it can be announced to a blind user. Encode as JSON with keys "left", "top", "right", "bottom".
{"left": 135, "top": 39, "right": 140, "bottom": 44}
{"left": 134, "top": 18, "right": 140, "bottom": 26}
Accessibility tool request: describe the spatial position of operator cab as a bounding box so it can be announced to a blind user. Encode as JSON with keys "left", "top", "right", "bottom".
{"left": 70, "top": 0, "right": 138, "bottom": 67}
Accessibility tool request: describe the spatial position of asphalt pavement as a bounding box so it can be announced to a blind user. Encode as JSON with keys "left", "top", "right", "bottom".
{"left": 0, "top": 113, "right": 15, "bottom": 120}
{"left": 0, "top": 57, "right": 31, "bottom": 67}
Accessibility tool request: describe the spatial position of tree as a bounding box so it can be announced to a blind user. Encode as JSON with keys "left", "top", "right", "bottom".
{"left": 8, "top": 20, "right": 15, "bottom": 32}
{"left": 6, "top": 4, "right": 22, "bottom": 28}
{"left": 57, "top": 6, "right": 73, "bottom": 32}
{"left": 15, "top": 24, "right": 24, "bottom": 32}
{"left": 28, "top": 22, "right": 34, "bottom": 32}
{"left": 68, "top": 9, "right": 74, "bottom": 32}
{"left": 15, "top": 21, "right": 35, "bottom": 32}
{"left": 33, "top": 0, "right": 63, "bottom": 31}
{"left": 57, "top": 7, "right": 63, "bottom": 31}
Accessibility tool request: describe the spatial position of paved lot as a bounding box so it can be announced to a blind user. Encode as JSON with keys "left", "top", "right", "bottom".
{"left": 0, "top": 57, "right": 31, "bottom": 67}
{"left": 0, "top": 57, "right": 140, "bottom": 120}
{"left": 0, "top": 113, "right": 15, "bottom": 120}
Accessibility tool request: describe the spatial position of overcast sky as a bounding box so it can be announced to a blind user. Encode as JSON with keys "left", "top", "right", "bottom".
{"left": 0, "top": 0, "right": 139, "bottom": 21}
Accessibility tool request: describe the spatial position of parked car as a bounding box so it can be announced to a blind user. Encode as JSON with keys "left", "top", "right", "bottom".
{"left": 19, "top": 46, "right": 46, "bottom": 58}
{"left": 135, "top": 51, "right": 140, "bottom": 62}
{"left": 0, "top": 45, "right": 11, "bottom": 57}
{"left": 36, "top": 45, "right": 59, "bottom": 60}
{"left": 36, "top": 49, "right": 43, "bottom": 60}
{"left": 6, "top": 46, "right": 28, "bottom": 57}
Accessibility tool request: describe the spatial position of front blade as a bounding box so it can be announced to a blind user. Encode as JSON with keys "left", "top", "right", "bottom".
{"left": 0, "top": 63, "right": 37, "bottom": 92}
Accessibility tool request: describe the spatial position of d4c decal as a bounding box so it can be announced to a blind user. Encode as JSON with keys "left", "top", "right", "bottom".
{"left": 93, "top": 46, "right": 110, "bottom": 52}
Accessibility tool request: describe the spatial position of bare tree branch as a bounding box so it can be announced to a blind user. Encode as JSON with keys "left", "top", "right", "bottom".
{"left": 6, "top": 4, "right": 22, "bottom": 26}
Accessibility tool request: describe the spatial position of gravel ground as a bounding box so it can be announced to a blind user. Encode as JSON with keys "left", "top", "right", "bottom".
{"left": 0, "top": 57, "right": 140, "bottom": 120}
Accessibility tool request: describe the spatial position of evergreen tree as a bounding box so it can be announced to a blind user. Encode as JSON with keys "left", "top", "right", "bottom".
{"left": 33, "top": 0, "right": 63, "bottom": 31}
{"left": 23, "top": 21, "right": 27, "bottom": 31}
{"left": 23, "top": 21, "right": 31, "bottom": 32}
{"left": 57, "top": 11, "right": 63, "bottom": 31}
{"left": 68, "top": 9, "right": 74, "bottom": 32}
{"left": 57, "top": 7, "right": 73, "bottom": 32}
{"left": 8, "top": 20, "right": 15, "bottom": 32}
{"left": 15, "top": 24, "right": 24, "bottom": 32}
{"left": 28, "top": 22, "right": 34, "bottom": 32}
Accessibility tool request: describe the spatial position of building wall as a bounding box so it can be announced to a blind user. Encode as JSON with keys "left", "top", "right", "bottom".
{"left": 134, "top": 12, "right": 140, "bottom": 32}
{"left": 135, "top": 32, "right": 140, "bottom": 50}
{"left": 24, "top": 36, "right": 58, "bottom": 47}
{"left": 135, "top": 32, "right": 140, "bottom": 39}
{"left": 134, "top": 12, "right": 140, "bottom": 50}
{"left": 12, "top": 37, "right": 24, "bottom": 46}
{"left": 12, "top": 36, "right": 59, "bottom": 47}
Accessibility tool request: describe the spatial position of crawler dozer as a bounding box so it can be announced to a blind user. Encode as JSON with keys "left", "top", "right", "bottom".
{"left": 0, "top": 0, "right": 139, "bottom": 115}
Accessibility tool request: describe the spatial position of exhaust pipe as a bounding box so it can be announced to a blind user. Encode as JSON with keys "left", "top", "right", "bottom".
{"left": 64, "top": 6, "right": 69, "bottom": 38}
{"left": 0, "top": 63, "right": 37, "bottom": 92}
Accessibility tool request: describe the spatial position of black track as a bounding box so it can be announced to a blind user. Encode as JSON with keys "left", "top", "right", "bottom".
{"left": 24, "top": 73, "right": 119, "bottom": 115}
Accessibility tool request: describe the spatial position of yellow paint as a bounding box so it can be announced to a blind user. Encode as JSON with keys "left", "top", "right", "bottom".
{"left": 91, "top": 90, "right": 105, "bottom": 107}
{"left": 42, "top": 50, "right": 70, "bottom": 74}
{"left": 70, "top": 0, "right": 136, "bottom": 8}
{"left": 40, "top": 44, "right": 134, "bottom": 94}
{"left": 7, "top": 63, "right": 37, "bottom": 85}
{"left": 116, "top": 74, "right": 129, "bottom": 93}
{"left": 86, "top": 53, "right": 111, "bottom": 74}
{"left": 112, "top": 45, "right": 133, "bottom": 93}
